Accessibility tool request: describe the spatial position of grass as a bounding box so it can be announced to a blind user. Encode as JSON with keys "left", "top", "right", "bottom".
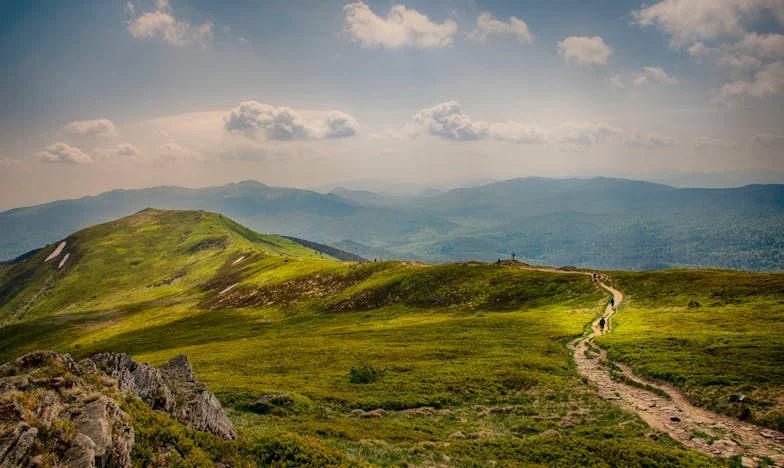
{"left": 0, "top": 210, "right": 734, "bottom": 465}
{"left": 597, "top": 270, "right": 784, "bottom": 431}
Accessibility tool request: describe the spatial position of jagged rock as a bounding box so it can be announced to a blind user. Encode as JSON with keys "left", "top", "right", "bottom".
{"left": 92, "top": 353, "right": 236, "bottom": 439}
{"left": 69, "top": 396, "right": 133, "bottom": 467}
{"left": 91, "top": 353, "right": 175, "bottom": 413}
{"left": 62, "top": 433, "right": 97, "bottom": 467}
{"left": 35, "top": 391, "right": 59, "bottom": 429}
{"left": 0, "top": 350, "right": 236, "bottom": 467}
{"left": 0, "top": 424, "right": 38, "bottom": 467}
{"left": 448, "top": 431, "right": 466, "bottom": 439}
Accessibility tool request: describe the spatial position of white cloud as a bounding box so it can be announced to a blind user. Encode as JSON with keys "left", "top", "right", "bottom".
{"left": 557, "top": 121, "right": 621, "bottom": 146}
{"left": 624, "top": 132, "right": 676, "bottom": 148}
{"left": 319, "top": 111, "right": 360, "bottom": 139}
{"left": 633, "top": 66, "right": 679, "bottom": 86}
{"left": 91, "top": 143, "right": 140, "bottom": 160}
{"left": 716, "top": 54, "right": 762, "bottom": 72}
{"left": 125, "top": 2, "right": 135, "bottom": 16}
{"left": 752, "top": 133, "right": 784, "bottom": 148}
{"left": 468, "top": 12, "right": 533, "bottom": 44}
{"left": 0, "top": 157, "right": 24, "bottom": 168}
{"left": 62, "top": 118, "right": 117, "bottom": 136}
{"left": 343, "top": 1, "right": 457, "bottom": 49}
{"left": 489, "top": 122, "right": 548, "bottom": 144}
{"left": 735, "top": 33, "right": 784, "bottom": 58}
{"left": 36, "top": 143, "right": 93, "bottom": 164}
{"left": 720, "top": 61, "right": 784, "bottom": 98}
{"left": 557, "top": 36, "right": 611, "bottom": 65}
{"left": 408, "top": 101, "right": 626, "bottom": 148}
{"left": 127, "top": 4, "right": 213, "bottom": 47}
{"left": 412, "top": 101, "right": 488, "bottom": 141}
{"left": 694, "top": 136, "right": 735, "bottom": 149}
{"left": 632, "top": 0, "right": 783, "bottom": 47}
{"left": 224, "top": 101, "right": 359, "bottom": 140}
{"left": 160, "top": 142, "right": 198, "bottom": 161}
{"left": 239, "top": 36, "right": 248, "bottom": 44}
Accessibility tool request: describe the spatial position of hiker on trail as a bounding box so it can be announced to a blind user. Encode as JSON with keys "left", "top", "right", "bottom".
{"left": 512, "top": 253, "right": 516, "bottom": 262}
{"left": 609, "top": 297, "right": 615, "bottom": 308}
{"left": 599, "top": 316, "right": 606, "bottom": 330}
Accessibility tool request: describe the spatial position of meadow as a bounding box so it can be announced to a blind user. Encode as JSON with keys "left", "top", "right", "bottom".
{"left": 597, "top": 270, "right": 784, "bottom": 431}
{"left": 0, "top": 210, "right": 741, "bottom": 465}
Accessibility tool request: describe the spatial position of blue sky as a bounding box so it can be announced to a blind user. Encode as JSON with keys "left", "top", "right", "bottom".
{"left": 0, "top": 0, "right": 783, "bottom": 209}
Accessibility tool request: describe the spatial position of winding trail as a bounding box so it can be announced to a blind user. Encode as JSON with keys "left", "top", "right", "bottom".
{"left": 569, "top": 280, "right": 784, "bottom": 465}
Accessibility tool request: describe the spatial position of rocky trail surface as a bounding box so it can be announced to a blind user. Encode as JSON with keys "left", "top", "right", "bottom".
{"left": 570, "top": 280, "right": 784, "bottom": 466}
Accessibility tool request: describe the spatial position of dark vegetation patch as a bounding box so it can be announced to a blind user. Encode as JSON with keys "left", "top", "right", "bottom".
{"left": 330, "top": 264, "right": 593, "bottom": 312}
{"left": 186, "top": 236, "right": 228, "bottom": 253}
{"left": 281, "top": 236, "right": 368, "bottom": 262}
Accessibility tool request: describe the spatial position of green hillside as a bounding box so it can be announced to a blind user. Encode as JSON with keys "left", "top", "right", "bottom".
{"left": 0, "top": 210, "right": 728, "bottom": 466}
{"left": 597, "top": 270, "right": 784, "bottom": 431}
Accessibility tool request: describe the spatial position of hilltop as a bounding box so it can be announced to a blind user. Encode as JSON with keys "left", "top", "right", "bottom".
{"left": 2, "top": 209, "right": 783, "bottom": 465}
{"left": 1, "top": 177, "right": 783, "bottom": 271}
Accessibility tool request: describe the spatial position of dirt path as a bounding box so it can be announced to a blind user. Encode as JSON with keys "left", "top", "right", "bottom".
{"left": 569, "top": 282, "right": 784, "bottom": 466}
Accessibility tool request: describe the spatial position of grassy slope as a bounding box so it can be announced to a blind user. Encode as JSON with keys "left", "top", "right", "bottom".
{"left": 597, "top": 270, "right": 784, "bottom": 431}
{"left": 0, "top": 211, "right": 722, "bottom": 466}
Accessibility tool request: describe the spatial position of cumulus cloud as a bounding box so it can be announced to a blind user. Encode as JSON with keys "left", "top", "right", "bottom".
{"left": 36, "top": 143, "right": 93, "bottom": 164}
{"left": 407, "top": 101, "right": 633, "bottom": 149}
{"left": 224, "top": 101, "right": 359, "bottom": 140}
{"left": 489, "top": 122, "right": 548, "bottom": 144}
{"left": 632, "top": 66, "right": 679, "bottom": 86}
{"left": 694, "top": 136, "right": 735, "bottom": 149}
{"left": 319, "top": 111, "right": 361, "bottom": 139}
{"left": 752, "top": 133, "right": 784, "bottom": 148}
{"left": 412, "top": 101, "right": 488, "bottom": 141}
{"left": 557, "top": 36, "right": 612, "bottom": 65}
{"left": 632, "top": 0, "right": 783, "bottom": 47}
{"left": 127, "top": 2, "right": 212, "bottom": 47}
{"left": 624, "top": 132, "right": 676, "bottom": 148}
{"left": 468, "top": 12, "right": 533, "bottom": 44}
{"left": 720, "top": 61, "right": 784, "bottom": 98}
{"left": 91, "top": 143, "right": 140, "bottom": 160}
{"left": 343, "top": 1, "right": 457, "bottom": 49}
{"left": 62, "top": 118, "right": 117, "bottom": 136}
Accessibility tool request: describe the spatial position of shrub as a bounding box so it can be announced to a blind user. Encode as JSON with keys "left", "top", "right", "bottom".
{"left": 349, "top": 363, "right": 383, "bottom": 384}
{"left": 687, "top": 299, "right": 701, "bottom": 308}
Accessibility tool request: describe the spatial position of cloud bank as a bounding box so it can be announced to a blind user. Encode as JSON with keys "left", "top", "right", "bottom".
{"left": 224, "top": 101, "right": 360, "bottom": 140}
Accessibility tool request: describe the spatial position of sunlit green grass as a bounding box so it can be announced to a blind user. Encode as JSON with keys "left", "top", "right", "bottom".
{"left": 0, "top": 210, "right": 730, "bottom": 465}
{"left": 598, "top": 270, "right": 784, "bottom": 431}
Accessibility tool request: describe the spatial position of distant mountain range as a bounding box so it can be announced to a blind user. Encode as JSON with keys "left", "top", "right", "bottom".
{"left": 1, "top": 178, "right": 782, "bottom": 271}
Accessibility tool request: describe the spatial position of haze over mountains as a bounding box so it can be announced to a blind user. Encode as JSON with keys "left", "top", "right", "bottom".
{"left": 1, "top": 177, "right": 782, "bottom": 271}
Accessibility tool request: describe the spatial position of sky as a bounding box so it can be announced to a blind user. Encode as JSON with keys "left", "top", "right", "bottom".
{"left": 0, "top": 0, "right": 783, "bottom": 210}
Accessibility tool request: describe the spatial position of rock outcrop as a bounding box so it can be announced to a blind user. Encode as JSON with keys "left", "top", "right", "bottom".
{"left": 0, "top": 350, "right": 236, "bottom": 467}
{"left": 91, "top": 352, "right": 237, "bottom": 440}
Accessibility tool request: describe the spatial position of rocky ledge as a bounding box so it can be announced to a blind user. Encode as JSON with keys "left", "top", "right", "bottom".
{"left": 0, "top": 351, "right": 236, "bottom": 467}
